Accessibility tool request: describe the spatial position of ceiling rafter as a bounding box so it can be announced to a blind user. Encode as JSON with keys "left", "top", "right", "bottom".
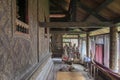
{"left": 50, "top": 0, "right": 70, "bottom": 22}
{"left": 80, "top": 0, "right": 113, "bottom": 22}
{"left": 50, "top": 0, "right": 67, "bottom": 13}
{"left": 106, "top": 8, "right": 119, "bottom": 16}
{"left": 51, "top": 0, "right": 68, "bottom": 11}
{"left": 78, "top": 1, "right": 108, "bottom": 21}
{"left": 98, "top": 7, "right": 120, "bottom": 22}
{"left": 95, "top": 0, "right": 113, "bottom": 12}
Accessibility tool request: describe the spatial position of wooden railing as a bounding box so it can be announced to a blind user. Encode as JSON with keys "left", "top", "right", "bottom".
{"left": 88, "top": 61, "right": 120, "bottom": 80}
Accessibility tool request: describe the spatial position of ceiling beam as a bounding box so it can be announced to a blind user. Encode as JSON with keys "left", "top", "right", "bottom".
{"left": 78, "top": 1, "right": 108, "bottom": 21}
{"left": 39, "top": 22, "right": 113, "bottom": 28}
{"left": 50, "top": 18, "right": 68, "bottom": 22}
{"left": 50, "top": 31, "right": 84, "bottom": 34}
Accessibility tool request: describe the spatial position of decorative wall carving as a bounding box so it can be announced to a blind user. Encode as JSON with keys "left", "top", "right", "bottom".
{"left": 0, "top": 0, "right": 50, "bottom": 80}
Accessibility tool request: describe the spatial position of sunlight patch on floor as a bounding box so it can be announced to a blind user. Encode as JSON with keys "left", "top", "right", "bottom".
{"left": 57, "top": 72, "right": 86, "bottom": 80}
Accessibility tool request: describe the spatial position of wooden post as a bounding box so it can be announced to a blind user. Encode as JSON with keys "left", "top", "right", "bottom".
{"left": 93, "top": 66, "right": 96, "bottom": 79}
{"left": 78, "top": 34, "right": 80, "bottom": 47}
{"left": 109, "top": 26, "right": 119, "bottom": 72}
{"left": 86, "top": 32, "right": 90, "bottom": 57}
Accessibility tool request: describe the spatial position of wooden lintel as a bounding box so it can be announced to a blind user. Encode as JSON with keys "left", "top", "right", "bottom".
{"left": 39, "top": 22, "right": 113, "bottom": 28}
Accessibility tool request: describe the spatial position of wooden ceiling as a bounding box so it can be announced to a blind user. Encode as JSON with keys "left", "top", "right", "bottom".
{"left": 49, "top": 0, "right": 120, "bottom": 32}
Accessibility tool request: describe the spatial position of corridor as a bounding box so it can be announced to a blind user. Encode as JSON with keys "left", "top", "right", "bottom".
{"left": 1, "top": 0, "right": 120, "bottom": 80}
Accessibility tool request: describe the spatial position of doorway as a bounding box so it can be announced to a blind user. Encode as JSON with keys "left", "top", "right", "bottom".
{"left": 95, "top": 44, "right": 104, "bottom": 64}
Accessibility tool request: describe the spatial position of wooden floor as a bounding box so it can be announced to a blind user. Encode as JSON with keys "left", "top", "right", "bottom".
{"left": 53, "top": 58, "right": 94, "bottom": 80}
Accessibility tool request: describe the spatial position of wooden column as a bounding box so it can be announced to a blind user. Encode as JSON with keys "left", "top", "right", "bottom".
{"left": 86, "top": 32, "right": 90, "bottom": 57}
{"left": 109, "top": 26, "right": 119, "bottom": 72}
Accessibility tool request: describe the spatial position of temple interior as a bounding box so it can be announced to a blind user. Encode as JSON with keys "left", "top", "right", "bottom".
{"left": 0, "top": 0, "right": 120, "bottom": 80}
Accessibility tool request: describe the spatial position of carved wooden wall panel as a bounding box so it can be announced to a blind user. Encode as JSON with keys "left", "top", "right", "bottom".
{"left": 0, "top": 0, "right": 14, "bottom": 79}
{"left": 0, "top": 0, "right": 50, "bottom": 80}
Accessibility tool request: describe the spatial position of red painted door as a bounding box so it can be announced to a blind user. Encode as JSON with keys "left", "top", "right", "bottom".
{"left": 95, "top": 44, "right": 104, "bottom": 64}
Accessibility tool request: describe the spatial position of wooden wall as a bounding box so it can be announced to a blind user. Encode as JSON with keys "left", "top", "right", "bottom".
{"left": 51, "top": 33, "right": 63, "bottom": 57}
{"left": 0, "top": 0, "right": 51, "bottom": 80}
